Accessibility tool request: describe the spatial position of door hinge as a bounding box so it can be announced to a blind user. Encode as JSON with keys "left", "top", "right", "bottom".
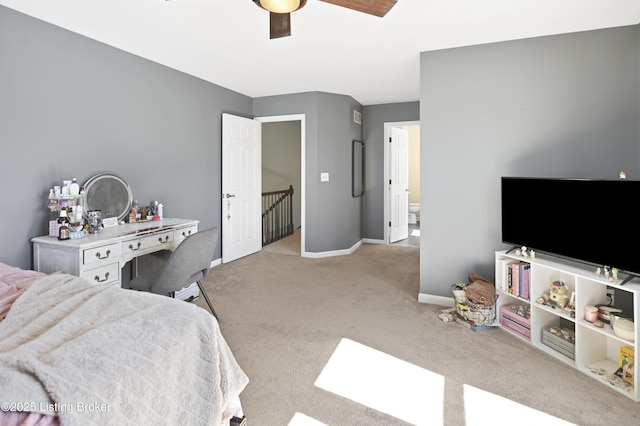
{"left": 389, "top": 221, "right": 392, "bottom": 227}
{"left": 389, "top": 179, "right": 392, "bottom": 185}
{"left": 389, "top": 137, "right": 392, "bottom": 143}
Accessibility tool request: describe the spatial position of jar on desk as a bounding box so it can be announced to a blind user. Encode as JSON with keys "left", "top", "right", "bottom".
{"left": 86, "top": 210, "right": 103, "bottom": 234}
{"left": 57, "top": 210, "right": 70, "bottom": 240}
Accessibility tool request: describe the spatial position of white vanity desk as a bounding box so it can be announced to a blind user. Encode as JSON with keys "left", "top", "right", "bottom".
{"left": 31, "top": 218, "right": 199, "bottom": 287}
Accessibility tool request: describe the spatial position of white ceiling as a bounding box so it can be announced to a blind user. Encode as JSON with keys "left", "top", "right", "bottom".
{"left": 2, "top": 0, "right": 640, "bottom": 105}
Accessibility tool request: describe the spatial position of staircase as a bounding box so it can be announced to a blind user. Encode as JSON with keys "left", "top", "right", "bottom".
{"left": 262, "top": 185, "right": 294, "bottom": 246}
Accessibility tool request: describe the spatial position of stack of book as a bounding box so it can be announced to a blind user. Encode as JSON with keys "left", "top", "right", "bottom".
{"left": 498, "top": 259, "right": 530, "bottom": 300}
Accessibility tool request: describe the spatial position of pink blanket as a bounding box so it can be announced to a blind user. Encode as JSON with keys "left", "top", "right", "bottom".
{"left": 0, "top": 262, "right": 46, "bottom": 322}
{"left": 0, "top": 263, "right": 247, "bottom": 426}
{"left": 0, "top": 263, "right": 56, "bottom": 425}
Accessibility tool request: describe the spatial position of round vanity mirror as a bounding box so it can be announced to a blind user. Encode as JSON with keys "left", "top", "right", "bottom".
{"left": 82, "top": 173, "right": 133, "bottom": 222}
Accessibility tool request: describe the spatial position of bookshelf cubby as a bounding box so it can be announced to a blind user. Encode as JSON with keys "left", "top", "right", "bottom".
{"left": 495, "top": 250, "right": 638, "bottom": 401}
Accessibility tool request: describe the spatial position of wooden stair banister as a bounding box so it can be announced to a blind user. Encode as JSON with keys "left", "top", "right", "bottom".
{"left": 262, "top": 185, "right": 294, "bottom": 246}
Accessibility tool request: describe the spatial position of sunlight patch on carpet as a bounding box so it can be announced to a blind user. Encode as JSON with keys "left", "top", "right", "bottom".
{"left": 464, "top": 384, "right": 576, "bottom": 426}
{"left": 411, "top": 229, "right": 420, "bottom": 237}
{"left": 314, "top": 338, "right": 444, "bottom": 425}
{"left": 288, "top": 412, "right": 328, "bottom": 425}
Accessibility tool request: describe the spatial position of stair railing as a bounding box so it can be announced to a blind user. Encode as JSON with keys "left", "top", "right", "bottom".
{"left": 262, "top": 185, "right": 294, "bottom": 246}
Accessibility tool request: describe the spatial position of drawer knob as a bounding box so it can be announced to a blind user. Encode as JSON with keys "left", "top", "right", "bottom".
{"left": 159, "top": 235, "right": 170, "bottom": 243}
{"left": 94, "top": 272, "right": 110, "bottom": 283}
{"left": 128, "top": 242, "right": 142, "bottom": 251}
{"left": 182, "top": 230, "right": 192, "bottom": 237}
{"left": 95, "top": 249, "right": 111, "bottom": 260}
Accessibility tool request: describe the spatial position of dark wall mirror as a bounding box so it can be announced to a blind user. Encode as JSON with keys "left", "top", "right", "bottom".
{"left": 352, "top": 140, "right": 364, "bottom": 197}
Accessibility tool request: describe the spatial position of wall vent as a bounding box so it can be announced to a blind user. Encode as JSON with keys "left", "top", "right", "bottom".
{"left": 353, "top": 110, "right": 362, "bottom": 125}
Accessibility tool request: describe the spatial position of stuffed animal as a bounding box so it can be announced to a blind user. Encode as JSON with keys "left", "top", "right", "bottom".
{"left": 537, "top": 280, "right": 570, "bottom": 309}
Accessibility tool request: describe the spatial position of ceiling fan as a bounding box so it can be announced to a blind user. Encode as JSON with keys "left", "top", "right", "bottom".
{"left": 253, "top": 0, "right": 397, "bottom": 39}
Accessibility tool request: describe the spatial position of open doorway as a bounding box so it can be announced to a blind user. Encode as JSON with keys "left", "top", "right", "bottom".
{"left": 256, "top": 114, "right": 306, "bottom": 256}
{"left": 384, "top": 121, "right": 420, "bottom": 247}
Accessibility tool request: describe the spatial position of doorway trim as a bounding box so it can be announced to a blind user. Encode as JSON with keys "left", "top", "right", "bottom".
{"left": 383, "top": 120, "right": 420, "bottom": 245}
{"left": 255, "top": 114, "right": 306, "bottom": 257}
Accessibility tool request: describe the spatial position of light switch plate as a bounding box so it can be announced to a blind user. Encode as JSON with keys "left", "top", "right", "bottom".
{"left": 321, "top": 172, "right": 329, "bottom": 182}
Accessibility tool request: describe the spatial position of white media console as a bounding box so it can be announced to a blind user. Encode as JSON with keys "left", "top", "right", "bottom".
{"left": 495, "top": 250, "right": 639, "bottom": 401}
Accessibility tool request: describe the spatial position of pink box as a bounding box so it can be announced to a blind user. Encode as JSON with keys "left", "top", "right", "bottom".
{"left": 500, "top": 304, "right": 531, "bottom": 340}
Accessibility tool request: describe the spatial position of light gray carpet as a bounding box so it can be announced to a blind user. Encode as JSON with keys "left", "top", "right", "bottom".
{"left": 262, "top": 229, "right": 301, "bottom": 256}
{"left": 196, "top": 244, "right": 640, "bottom": 425}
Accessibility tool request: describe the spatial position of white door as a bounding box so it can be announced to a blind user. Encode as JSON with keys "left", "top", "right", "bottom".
{"left": 389, "top": 127, "right": 409, "bottom": 243}
{"left": 222, "top": 113, "right": 262, "bottom": 263}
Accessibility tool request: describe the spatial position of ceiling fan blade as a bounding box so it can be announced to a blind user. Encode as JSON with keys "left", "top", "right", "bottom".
{"left": 319, "top": 0, "right": 397, "bottom": 17}
{"left": 270, "top": 12, "right": 291, "bottom": 39}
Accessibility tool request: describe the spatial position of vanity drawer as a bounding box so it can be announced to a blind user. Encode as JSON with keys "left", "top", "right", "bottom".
{"left": 175, "top": 225, "right": 198, "bottom": 241}
{"left": 123, "top": 230, "right": 175, "bottom": 254}
{"left": 82, "top": 262, "right": 120, "bottom": 285}
{"left": 83, "top": 243, "right": 121, "bottom": 266}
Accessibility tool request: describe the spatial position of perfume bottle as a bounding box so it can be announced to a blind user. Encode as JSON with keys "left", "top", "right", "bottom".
{"left": 69, "top": 178, "right": 80, "bottom": 196}
{"left": 57, "top": 210, "right": 70, "bottom": 240}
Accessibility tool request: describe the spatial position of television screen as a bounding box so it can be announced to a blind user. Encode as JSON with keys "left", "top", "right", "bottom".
{"left": 501, "top": 177, "right": 640, "bottom": 276}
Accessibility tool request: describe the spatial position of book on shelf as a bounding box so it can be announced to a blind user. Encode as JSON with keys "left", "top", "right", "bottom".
{"left": 505, "top": 261, "right": 530, "bottom": 299}
{"left": 511, "top": 262, "right": 520, "bottom": 297}
{"left": 499, "top": 258, "right": 513, "bottom": 292}
{"left": 499, "top": 257, "right": 531, "bottom": 300}
{"left": 522, "top": 264, "right": 530, "bottom": 300}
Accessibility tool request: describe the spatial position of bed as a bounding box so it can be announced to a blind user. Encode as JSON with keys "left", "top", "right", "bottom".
{"left": 0, "top": 261, "right": 248, "bottom": 426}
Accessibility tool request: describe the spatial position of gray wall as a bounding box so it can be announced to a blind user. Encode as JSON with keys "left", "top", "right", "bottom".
{"left": 253, "top": 93, "right": 363, "bottom": 253}
{"left": 262, "top": 120, "right": 302, "bottom": 230}
{"left": 420, "top": 25, "right": 639, "bottom": 298}
{"left": 1, "top": 5, "right": 365, "bottom": 268}
{"left": 361, "top": 102, "right": 420, "bottom": 240}
{"left": 0, "top": 6, "right": 252, "bottom": 269}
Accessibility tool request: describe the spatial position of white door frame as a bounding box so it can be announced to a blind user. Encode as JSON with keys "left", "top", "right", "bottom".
{"left": 383, "top": 120, "right": 420, "bottom": 244}
{"left": 255, "top": 114, "right": 306, "bottom": 257}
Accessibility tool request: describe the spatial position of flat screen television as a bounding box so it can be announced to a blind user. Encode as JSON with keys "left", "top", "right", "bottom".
{"left": 501, "top": 177, "right": 640, "bottom": 280}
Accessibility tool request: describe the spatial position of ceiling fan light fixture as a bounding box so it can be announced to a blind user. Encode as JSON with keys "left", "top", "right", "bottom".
{"left": 254, "top": 0, "right": 305, "bottom": 14}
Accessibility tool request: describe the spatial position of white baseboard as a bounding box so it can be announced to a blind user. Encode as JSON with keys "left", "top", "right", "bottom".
{"left": 210, "top": 258, "right": 222, "bottom": 268}
{"left": 302, "top": 239, "right": 362, "bottom": 258}
{"left": 418, "top": 292, "right": 455, "bottom": 307}
{"left": 362, "top": 238, "right": 385, "bottom": 244}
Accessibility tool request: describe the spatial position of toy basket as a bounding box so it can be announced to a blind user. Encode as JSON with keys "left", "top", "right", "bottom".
{"left": 451, "top": 283, "right": 497, "bottom": 326}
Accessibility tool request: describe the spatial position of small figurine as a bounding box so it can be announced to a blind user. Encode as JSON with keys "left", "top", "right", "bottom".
{"left": 611, "top": 268, "right": 619, "bottom": 284}
{"left": 530, "top": 250, "right": 536, "bottom": 259}
{"left": 620, "top": 171, "right": 627, "bottom": 180}
{"left": 521, "top": 246, "right": 528, "bottom": 257}
{"left": 604, "top": 266, "right": 611, "bottom": 279}
{"left": 595, "top": 267, "right": 602, "bottom": 276}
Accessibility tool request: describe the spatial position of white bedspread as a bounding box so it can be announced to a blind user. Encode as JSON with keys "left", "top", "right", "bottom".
{"left": 0, "top": 274, "right": 248, "bottom": 426}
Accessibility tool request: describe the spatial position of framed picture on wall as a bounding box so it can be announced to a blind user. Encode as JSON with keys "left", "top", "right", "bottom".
{"left": 352, "top": 140, "right": 364, "bottom": 197}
